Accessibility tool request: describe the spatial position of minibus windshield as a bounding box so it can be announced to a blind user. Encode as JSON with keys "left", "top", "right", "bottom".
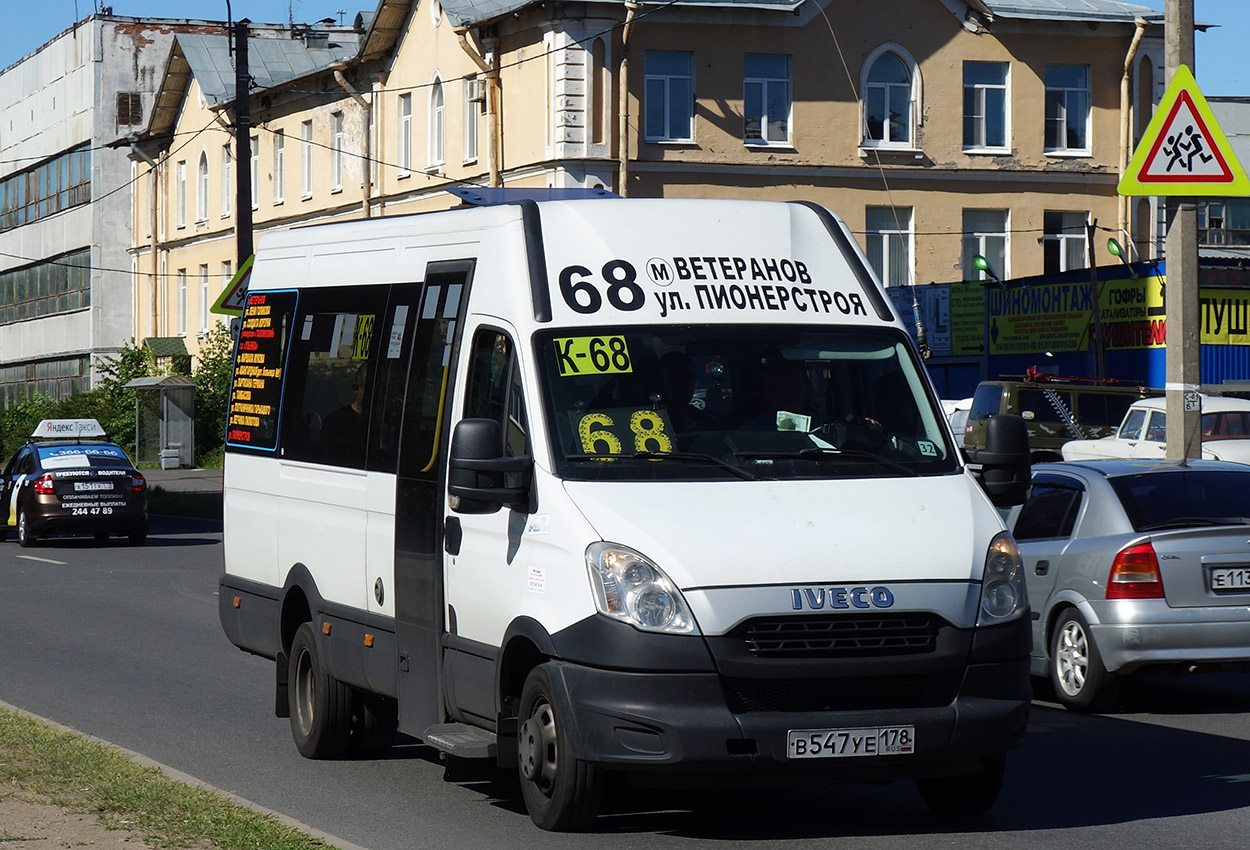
{"left": 534, "top": 325, "right": 958, "bottom": 482}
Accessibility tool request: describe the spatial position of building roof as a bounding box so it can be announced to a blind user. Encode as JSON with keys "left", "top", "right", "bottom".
{"left": 142, "top": 337, "right": 190, "bottom": 358}
{"left": 439, "top": 0, "right": 1161, "bottom": 28}
{"left": 439, "top": 0, "right": 805, "bottom": 28}
{"left": 178, "top": 30, "right": 362, "bottom": 110}
{"left": 975, "top": 0, "right": 1161, "bottom": 23}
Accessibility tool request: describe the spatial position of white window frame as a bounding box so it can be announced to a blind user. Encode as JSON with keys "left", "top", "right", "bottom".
{"left": 220, "top": 144, "right": 232, "bottom": 217}
{"left": 1044, "top": 65, "right": 1091, "bottom": 155}
{"left": 963, "top": 61, "right": 1009, "bottom": 152}
{"left": 398, "top": 93, "right": 412, "bottom": 174}
{"left": 428, "top": 76, "right": 445, "bottom": 168}
{"left": 743, "top": 54, "right": 791, "bottom": 147}
{"left": 199, "top": 263, "right": 210, "bottom": 333}
{"left": 195, "top": 151, "right": 209, "bottom": 223}
{"left": 177, "top": 268, "right": 187, "bottom": 336}
{"left": 962, "top": 209, "right": 1010, "bottom": 281}
{"left": 861, "top": 45, "right": 920, "bottom": 151}
{"left": 175, "top": 160, "right": 186, "bottom": 228}
{"left": 249, "top": 136, "right": 259, "bottom": 210}
{"left": 301, "top": 120, "right": 313, "bottom": 198}
{"left": 331, "top": 112, "right": 344, "bottom": 191}
{"left": 864, "top": 206, "right": 914, "bottom": 287}
{"left": 1043, "top": 210, "right": 1089, "bottom": 274}
{"left": 463, "top": 78, "right": 480, "bottom": 163}
{"left": 644, "top": 50, "right": 694, "bottom": 143}
{"left": 273, "top": 129, "right": 285, "bottom": 204}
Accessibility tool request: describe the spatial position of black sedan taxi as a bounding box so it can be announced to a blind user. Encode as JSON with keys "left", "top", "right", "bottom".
{"left": 2, "top": 419, "right": 148, "bottom": 547}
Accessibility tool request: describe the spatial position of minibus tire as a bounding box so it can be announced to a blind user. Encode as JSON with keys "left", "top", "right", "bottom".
{"left": 915, "top": 752, "right": 1006, "bottom": 817}
{"left": 516, "top": 665, "right": 601, "bottom": 831}
{"left": 289, "top": 622, "right": 352, "bottom": 758}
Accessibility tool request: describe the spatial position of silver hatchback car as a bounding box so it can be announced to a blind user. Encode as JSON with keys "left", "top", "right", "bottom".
{"left": 1008, "top": 459, "right": 1250, "bottom": 711}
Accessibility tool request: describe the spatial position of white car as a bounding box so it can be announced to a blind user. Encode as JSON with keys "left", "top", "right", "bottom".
{"left": 1061, "top": 395, "right": 1250, "bottom": 463}
{"left": 941, "top": 397, "right": 973, "bottom": 447}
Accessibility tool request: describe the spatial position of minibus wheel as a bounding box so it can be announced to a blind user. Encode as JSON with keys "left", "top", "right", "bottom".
{"left": 516, "top": 664, "right": 601, "bottom": 831}
{"left": 289, "top": 622, "right": 351, "bottom": 758}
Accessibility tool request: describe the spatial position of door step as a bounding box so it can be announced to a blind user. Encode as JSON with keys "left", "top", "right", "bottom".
{"left": 422, "top": 723, "right": 496, "bottom": 759}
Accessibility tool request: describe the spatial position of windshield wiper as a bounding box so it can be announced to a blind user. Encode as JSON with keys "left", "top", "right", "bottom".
{"left": 564, "top": 451, "right": 757, "bottom": 480}
{"left": 1139, "top": 516, "right": 1250, "bottom": 531}
{"left": 733, "top": 448, "right": 917, "bottom": 477}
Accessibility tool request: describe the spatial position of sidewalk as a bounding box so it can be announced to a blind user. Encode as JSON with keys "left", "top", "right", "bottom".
{"left": 142, "top": 467, "right": 223, "bottom": 495}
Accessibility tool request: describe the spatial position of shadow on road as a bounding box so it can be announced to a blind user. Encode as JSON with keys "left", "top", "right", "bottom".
{"left": 440, "top": 675, "right": 1250, "bottom": 837}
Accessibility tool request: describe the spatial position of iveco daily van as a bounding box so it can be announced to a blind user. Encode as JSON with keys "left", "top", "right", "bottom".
{"left": 218, "top": 196, "right": 1032, "bottom": 830}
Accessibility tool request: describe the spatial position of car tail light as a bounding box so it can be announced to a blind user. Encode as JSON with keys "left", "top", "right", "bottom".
{"left": 33, "top": 474, "right": 55, "bottom": 495}
{"left": 1107, "top": 542, "right": 1164, "bottom": 599}
{"left": 131, "top": 473, "right": 146, "bottom": 493}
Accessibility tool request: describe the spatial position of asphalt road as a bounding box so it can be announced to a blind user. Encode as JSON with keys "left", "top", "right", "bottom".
{"left": 2, "top": 518, "right": 1250, "bottom": 850}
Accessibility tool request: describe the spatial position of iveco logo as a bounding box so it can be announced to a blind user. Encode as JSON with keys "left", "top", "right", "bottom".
{"left": 791, "top": 586, "right": 896, "bottom": 610}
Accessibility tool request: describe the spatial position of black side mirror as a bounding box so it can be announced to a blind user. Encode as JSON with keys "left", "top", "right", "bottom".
{"left": 977, "top": 414, "right": 1031, "bottom": 507}
{"left": 447, "top": 418, "right": 533, "bottom": 514}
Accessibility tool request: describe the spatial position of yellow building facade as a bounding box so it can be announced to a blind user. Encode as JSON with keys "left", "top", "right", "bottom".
{"left": 130, "top": 0, "right": 1166, "bottom": 363}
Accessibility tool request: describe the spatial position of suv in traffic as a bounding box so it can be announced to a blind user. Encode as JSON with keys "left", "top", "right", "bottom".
{"left": 963, "top": 373, "right": 1157, "bottom": 463}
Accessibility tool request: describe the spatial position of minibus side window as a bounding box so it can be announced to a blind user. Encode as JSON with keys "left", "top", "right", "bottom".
{"left": 397, "top": 271, "right": 467, "bottom": 480}
{"left": 367, "top": 285, "right": 424, "bottom": 474}
{"left": 279, "top": 285, "right": 388, "bottom": 468}
{"left": 464, "top": 329, "right": 530, "bottom": 474}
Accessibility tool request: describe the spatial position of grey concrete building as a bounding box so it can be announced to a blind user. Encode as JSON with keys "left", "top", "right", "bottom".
{"left": 0, "top": 14, "right": 226, "bottom": 409}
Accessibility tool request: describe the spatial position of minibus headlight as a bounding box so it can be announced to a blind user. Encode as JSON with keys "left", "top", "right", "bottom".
{"left": 978, "top": 532, "right": 1027, "bottom": 625}
{"left": 586, "top": 542, "right": 700, "bottom": 635}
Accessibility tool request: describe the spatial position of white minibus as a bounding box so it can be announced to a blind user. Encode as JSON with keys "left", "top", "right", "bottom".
{"left": 219, "top": 196, "right": 1032, "bottom": 830}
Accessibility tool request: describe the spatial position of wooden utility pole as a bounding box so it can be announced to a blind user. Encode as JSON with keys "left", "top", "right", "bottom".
{"left": 1164, "top": 0, "right": 1201, "bottom": 460}
{"left": 234, "top": 20, "right": 254, "bottom": 276}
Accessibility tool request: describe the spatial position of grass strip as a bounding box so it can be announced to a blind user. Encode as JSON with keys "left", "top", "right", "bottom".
{"left": 0, "top": 707, "right": 328, "bottom": 850}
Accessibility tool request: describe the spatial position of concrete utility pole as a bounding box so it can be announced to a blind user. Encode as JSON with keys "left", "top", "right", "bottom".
{"left": 1164, "top": 0, "right": 1201, "bottom": 460}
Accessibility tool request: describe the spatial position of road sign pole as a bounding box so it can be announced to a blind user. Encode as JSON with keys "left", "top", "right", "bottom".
{"left": 1164, "top": 0, "right": 1201, "bottom": 461}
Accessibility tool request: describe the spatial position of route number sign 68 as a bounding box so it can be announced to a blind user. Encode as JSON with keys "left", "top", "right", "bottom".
{"left": 571, "top": 408, "right": 675, "bottom": 457}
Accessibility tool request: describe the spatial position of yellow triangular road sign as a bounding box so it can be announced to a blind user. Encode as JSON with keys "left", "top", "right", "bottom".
{"left": 1120, "top": 65, "right": 1249, "bottom": 196}
{"left": 211, "top": 254, "right": 254, "bottom": 316}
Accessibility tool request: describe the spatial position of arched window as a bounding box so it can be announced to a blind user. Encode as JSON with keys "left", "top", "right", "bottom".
{"left": 195, "top": 150, "right": 209, "bottom": 222}
{"left": 428, "top": 75, "right": 445, "bottom": 167}
{"left": 862, "top": 46, "right": 918, "bottom": 148}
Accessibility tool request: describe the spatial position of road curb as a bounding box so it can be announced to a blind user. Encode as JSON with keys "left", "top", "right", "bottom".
{"left": 0, "top": 699, "right": 373, "bottom": 850}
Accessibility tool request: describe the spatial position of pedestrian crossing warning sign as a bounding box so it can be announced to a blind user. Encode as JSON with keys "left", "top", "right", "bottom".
{"left": 1120, "top": 65, "right": 1250, "bottom": 196}
{"left": 211, "top": 254, "right": 253, "bottom": 316}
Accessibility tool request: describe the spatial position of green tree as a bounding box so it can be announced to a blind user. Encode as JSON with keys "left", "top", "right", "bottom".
{"left": 194, "top": 323, "right": 234, "bottom": 460}
{"left": 0, "top": 394, "right": 57, "bottom": 459}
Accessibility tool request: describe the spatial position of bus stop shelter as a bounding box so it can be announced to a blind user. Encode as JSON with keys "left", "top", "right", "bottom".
{"left": 124, "top": 375, "right": 195, "bottom": 468}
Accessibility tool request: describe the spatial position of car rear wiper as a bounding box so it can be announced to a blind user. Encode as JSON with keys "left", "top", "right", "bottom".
{"left": 732, "top": 448, "right": 917, "bottom": 477}
{"left": 1139, "top": 516, "right": 1250, "bottom": 531}
{"left": 564, "top": 451, "right": 757, "bottom": 480}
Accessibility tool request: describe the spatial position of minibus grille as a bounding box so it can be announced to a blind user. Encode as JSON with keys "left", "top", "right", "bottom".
{"left": 738, "top": 613, "right": 941, "bottom": 658}
{"left": 723, "top": 672, "right": 961, "bottom": 714}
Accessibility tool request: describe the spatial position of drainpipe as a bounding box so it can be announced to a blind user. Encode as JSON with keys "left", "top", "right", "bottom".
{"left": 127, "top": 136, "right": 161, "bottom": 339}
{"left": 618, "top": 2, "right": 641, "bottom": 197}
{"left": 456, "top": 27, "right": 501, "bottom": 187}
{"left": 332, "top": 64, "right": 372, "bottom": 218}
{"left": 1119, "top": 18, "right": 1148, "bottom": 241}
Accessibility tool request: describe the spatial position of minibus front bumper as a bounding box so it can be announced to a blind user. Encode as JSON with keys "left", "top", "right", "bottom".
{"left": 544, "top": 617, "right": 1031, "bottom": 783}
